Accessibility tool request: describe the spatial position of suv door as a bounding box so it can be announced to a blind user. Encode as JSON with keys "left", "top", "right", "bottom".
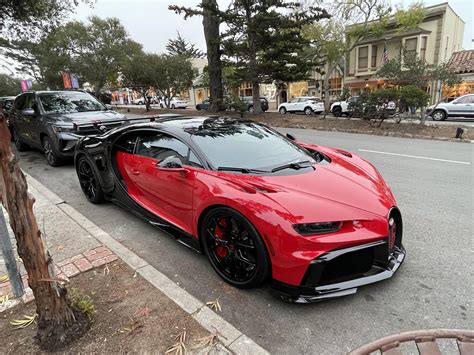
{"left": 449, "top": 96, "right": 471, "bottom": 117}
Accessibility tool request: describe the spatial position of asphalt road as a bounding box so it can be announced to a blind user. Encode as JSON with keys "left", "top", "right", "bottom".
{"left": 16, "top": 128, "right": 473, "bottom": 354}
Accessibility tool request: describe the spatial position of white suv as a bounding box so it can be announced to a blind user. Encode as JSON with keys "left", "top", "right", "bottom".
{"left": 160, "top": 97, "right": 188, "bottom": 109}
{"left": 278, "top": 96, "right": 324, "bottom": 115}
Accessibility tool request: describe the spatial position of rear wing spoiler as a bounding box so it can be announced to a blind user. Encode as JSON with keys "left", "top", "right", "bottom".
{"left": 72, "top": 114, "right": 183, "bottom": 134}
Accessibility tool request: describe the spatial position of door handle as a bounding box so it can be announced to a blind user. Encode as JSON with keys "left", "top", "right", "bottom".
{"left": 130, "top": 169, "right": 140, "bottom": 176}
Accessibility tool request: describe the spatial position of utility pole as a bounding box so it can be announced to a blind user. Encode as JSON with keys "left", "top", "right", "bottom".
{"left": 0, "top": 208, "right": 24, "bottom": 298}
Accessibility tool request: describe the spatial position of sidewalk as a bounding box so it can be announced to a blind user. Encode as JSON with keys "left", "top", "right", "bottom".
{"left": 0, "top": 174, "right": 267, "bottom": 354}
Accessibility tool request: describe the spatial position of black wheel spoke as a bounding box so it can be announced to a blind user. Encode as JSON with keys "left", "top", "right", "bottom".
{"left": 204, "top": 211, "right": 259, "bottom": 283}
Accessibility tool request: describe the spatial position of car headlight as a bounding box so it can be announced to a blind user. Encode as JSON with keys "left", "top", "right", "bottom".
{"left": 293, "top": 221, "right": 342, "bottom": 236}
{"left": 52, "top": 125, "right": 75, "bottom": 133}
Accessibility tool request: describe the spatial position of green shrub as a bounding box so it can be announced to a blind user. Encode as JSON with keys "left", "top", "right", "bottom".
{"left": 68, "top": 288, "right": 96, "bottom": 321}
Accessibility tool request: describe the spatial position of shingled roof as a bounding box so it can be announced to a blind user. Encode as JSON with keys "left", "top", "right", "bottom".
{"left": 447, "top": 50, "right": 474, "bottom": 74}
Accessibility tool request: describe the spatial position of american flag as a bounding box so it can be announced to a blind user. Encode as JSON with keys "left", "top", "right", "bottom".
{"left": 381, "top": 42, "right": 389, "bottom": 65}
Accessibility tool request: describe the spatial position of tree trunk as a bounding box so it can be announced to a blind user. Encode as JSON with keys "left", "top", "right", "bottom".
{"left": 94, "top": 81, "right": 103, "bottom": 97}
{"left": 142, "top": 89, "right": 150, "bottom": 112}
{"left": 251, "top": 80, "right": 262, "bottom": 114}
{"left": 0, "top": 114, "right": 89, "bottom": 350}
{"left": 322, "top": 64, "right": 336, "bottom": 119}
{"left": 202, "top": 0, "right": 223, "bottom": 112}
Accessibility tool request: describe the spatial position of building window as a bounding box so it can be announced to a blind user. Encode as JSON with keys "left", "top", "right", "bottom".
{"left": 420, "top": 36, "right": 427, "bottom": 60}
{"left": 358, "top": 46, "right": 369, "bottom": 70}
{"left": 371, "top": 45, "right": 378, "bottom": 68}
{"left": 405, "top": 37, "right": 418, "bottom": 55}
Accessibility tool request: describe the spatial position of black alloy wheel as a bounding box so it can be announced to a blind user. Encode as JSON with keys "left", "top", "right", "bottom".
{"left": 12, "top": 129, "right": 28, "bottom": 152}
{"left": 202, "top": 207, "right": 270, "bottom": 288}
{"left": 332, "top": 106, "right": 342, "bottom": 117}
{"left": 77, "top": 156, "right": 104, "bottom": 204}
{"left": 42, "top": 136, "right": 62, "bottom": 167}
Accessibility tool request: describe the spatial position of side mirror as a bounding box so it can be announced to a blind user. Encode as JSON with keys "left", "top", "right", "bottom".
{"left": 286, "top": 133, "right": 297, "bottom": 141}
{"left": 156, "top": 156, "right": 185, "bottom": 171}
{"left": 22, "top": 108, "right": 35, "bottom": 116}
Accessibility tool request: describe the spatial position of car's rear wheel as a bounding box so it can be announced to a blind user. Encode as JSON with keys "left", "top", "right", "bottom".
{"left": 304, "top": 107, "right": 313, "bottom": 116}
{"left": 12, "top": 128, "right": 28, "bottom": 152}
{"left": 42, "top": 136, "right": 63, "bottom": 167}
{"left": 332, "top": 106, "right": 342, "bottom": 117}
{"left": 248, "top": 105, "right": 254, "bottom": 113}
{"left": 432, "top": 109, "right": 446, "bottom": 121}
{"left": 201, "top": 207, "right": 270, "bottom": 288}
{"left": 279, "top": 107, "right": 287, "bottom": 115}
{"left": 77, "top": 156, "right": 104, "bottom": 204}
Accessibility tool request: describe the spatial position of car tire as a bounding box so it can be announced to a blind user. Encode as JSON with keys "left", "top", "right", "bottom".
{"left": 42, "top": 136, "right": 63, "bottom": 167}
{"left": 248, "top": 106, "right": 254, "bottom": 113}
{"left": 279, "top": 107, "right": 287, "bottom": 115}
{"left": 432, "top": 109, "right": 447, "bottom": 121}
{"left": 304, "top": 107, "right": 313, "bottom": 116}
{"left": 12, "top": 129, "right": 28, "bottom": 152}
{"left": 201, "top": 207, "right": 270, "bottom": 289}
{"left": 332, "top": 106, "right": 342, "bottom": 117}
{"left": 196, "top": 106, "right": 201, "bottom": 111}
{"left": 76, "top": 156, "right": 104, "bottom": 204}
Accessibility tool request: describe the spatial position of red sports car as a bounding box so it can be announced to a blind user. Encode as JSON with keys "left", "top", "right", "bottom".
{"left": 74, "top": 116, "right": 405, "bottom": 302}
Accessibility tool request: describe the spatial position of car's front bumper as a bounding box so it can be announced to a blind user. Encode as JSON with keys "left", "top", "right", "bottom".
{"left": 272, "top": 239, "right": 406, "bottom": 303}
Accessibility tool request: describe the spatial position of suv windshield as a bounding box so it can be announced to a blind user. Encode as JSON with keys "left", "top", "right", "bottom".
{"left": 191, "top": 121, "right": 314, "bottom": 171}
{"left": 39, "top": 91, "right": 106, "bottom": 113}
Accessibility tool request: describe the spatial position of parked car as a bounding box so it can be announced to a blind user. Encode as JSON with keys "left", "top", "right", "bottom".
{"left": 330, "top": 96, "right": 360, "bottom": 116}
{"left": 160, "top": 97, "right": 188, "bottom": 109}
{"left": 1, "top": 96, "right": 16, "bottom": 122}
{"left": 278, "top": 96, "right": 324, "bottom": 115}
{"left": 240, "top": 96, "right": 269, "bottom": 112}
{"left": 9, "top": 90, "right": 126, "bottom": 166}
{"left": 75, "top": 115, "right": 405, "bottom": 302}
{"left": 196, "top": 99, "right": 210, "bottom": 111}
{"left": 132, "top": 97, "right": 145, "bottom": 105}
{"left": 331, "top": 96, "right": 396, "bottom": 117}
{"left": 427, "top": 94, "right": 474, "bottom": 121}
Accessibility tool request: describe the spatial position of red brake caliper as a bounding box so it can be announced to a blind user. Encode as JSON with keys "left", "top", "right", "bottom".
{"left": 215, "top": 218, "right": 229, "bottom": 258}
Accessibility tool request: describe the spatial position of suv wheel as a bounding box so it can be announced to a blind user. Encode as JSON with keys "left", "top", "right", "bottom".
{"left": 279, "top": 107, "right": 287, "bottom": 115}
{"left": 248, "top": 106, "right": 254, "bottom": 113}
{"left": 12, "top": 129, "right": 28, "bottom": 152}
{"left": 42, "top": 136, "right": 63, "bottom": 167}
{"left": 432, "top": 109, "right": 446, "bottom": 121}
{"left": 332, "top": 106, "right": 342, "bottom": 117}
{"left": 304, "top": 107, "right": 313, "bottom": 116}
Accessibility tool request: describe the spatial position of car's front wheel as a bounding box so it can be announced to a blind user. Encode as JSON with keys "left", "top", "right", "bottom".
{"left": 279, "top": 107, "right": 287, "bottom": 115}
{"left": 332, "top": 106, "right": 342, "bottom": 117}
{"left": 304, "top": 107, "right": 313, "bottom": 116}
{"left": 12, "top": 128, "right": 28, "bottom": 152}
{"left": 201, "top": 207, "right": 270, "bottom": 288}
{"left": 42, "top": 136, "right": 63, "bottom": 167}
{"left": 76, "top": 156, "right": 104, "bottom": 204}
{"left": 432, "top": 109, "right": 447, "bottom": 121}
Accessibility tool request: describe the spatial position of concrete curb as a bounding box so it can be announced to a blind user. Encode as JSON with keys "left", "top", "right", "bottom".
{"left": 26, "top": 174, "right": 269, "bottom": 354}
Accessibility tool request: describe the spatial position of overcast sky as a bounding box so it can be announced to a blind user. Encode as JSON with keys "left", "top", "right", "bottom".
{"left": 71, "top": 0, "right": 473, "bottom": 53}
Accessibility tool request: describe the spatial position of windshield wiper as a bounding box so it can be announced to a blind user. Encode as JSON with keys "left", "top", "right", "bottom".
{"left": 217, "top": 167, "right": 269, "bottom": 174}
{"left": 271, "top": 160, "right": 313, "bottom": 173}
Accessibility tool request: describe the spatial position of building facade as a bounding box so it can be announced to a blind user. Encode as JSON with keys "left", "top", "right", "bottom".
{"left": 443, "top": 49, "right": 474, "bottom": 98}
{"left": 345, "top": 3, "right": 465, "bottom": 102}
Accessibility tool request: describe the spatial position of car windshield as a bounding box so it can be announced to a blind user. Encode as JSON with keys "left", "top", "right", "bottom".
{"left": 38, "top": 91, "right": 106, "bottom": 113}
{"left": 190, "top": 121, "right": 314, "bottom": 171}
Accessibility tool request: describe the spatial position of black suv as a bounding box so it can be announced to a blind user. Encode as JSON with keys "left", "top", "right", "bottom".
{"left": 9, "top": 90, "right": 126, "bottom": 166}
{"left": 240, "top": 96, "right": 269, "bottom": 112}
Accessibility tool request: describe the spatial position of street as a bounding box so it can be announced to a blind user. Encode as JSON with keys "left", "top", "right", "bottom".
{"left": 15, "top": 128, "right": 473, "bottom": 354}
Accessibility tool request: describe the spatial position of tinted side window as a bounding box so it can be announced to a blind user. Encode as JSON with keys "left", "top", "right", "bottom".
{"left": 136, "top": 133, "right": 189, "bottom": 163}
{"left": 456, "top": 96, "right": 469, "bottom": 104}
